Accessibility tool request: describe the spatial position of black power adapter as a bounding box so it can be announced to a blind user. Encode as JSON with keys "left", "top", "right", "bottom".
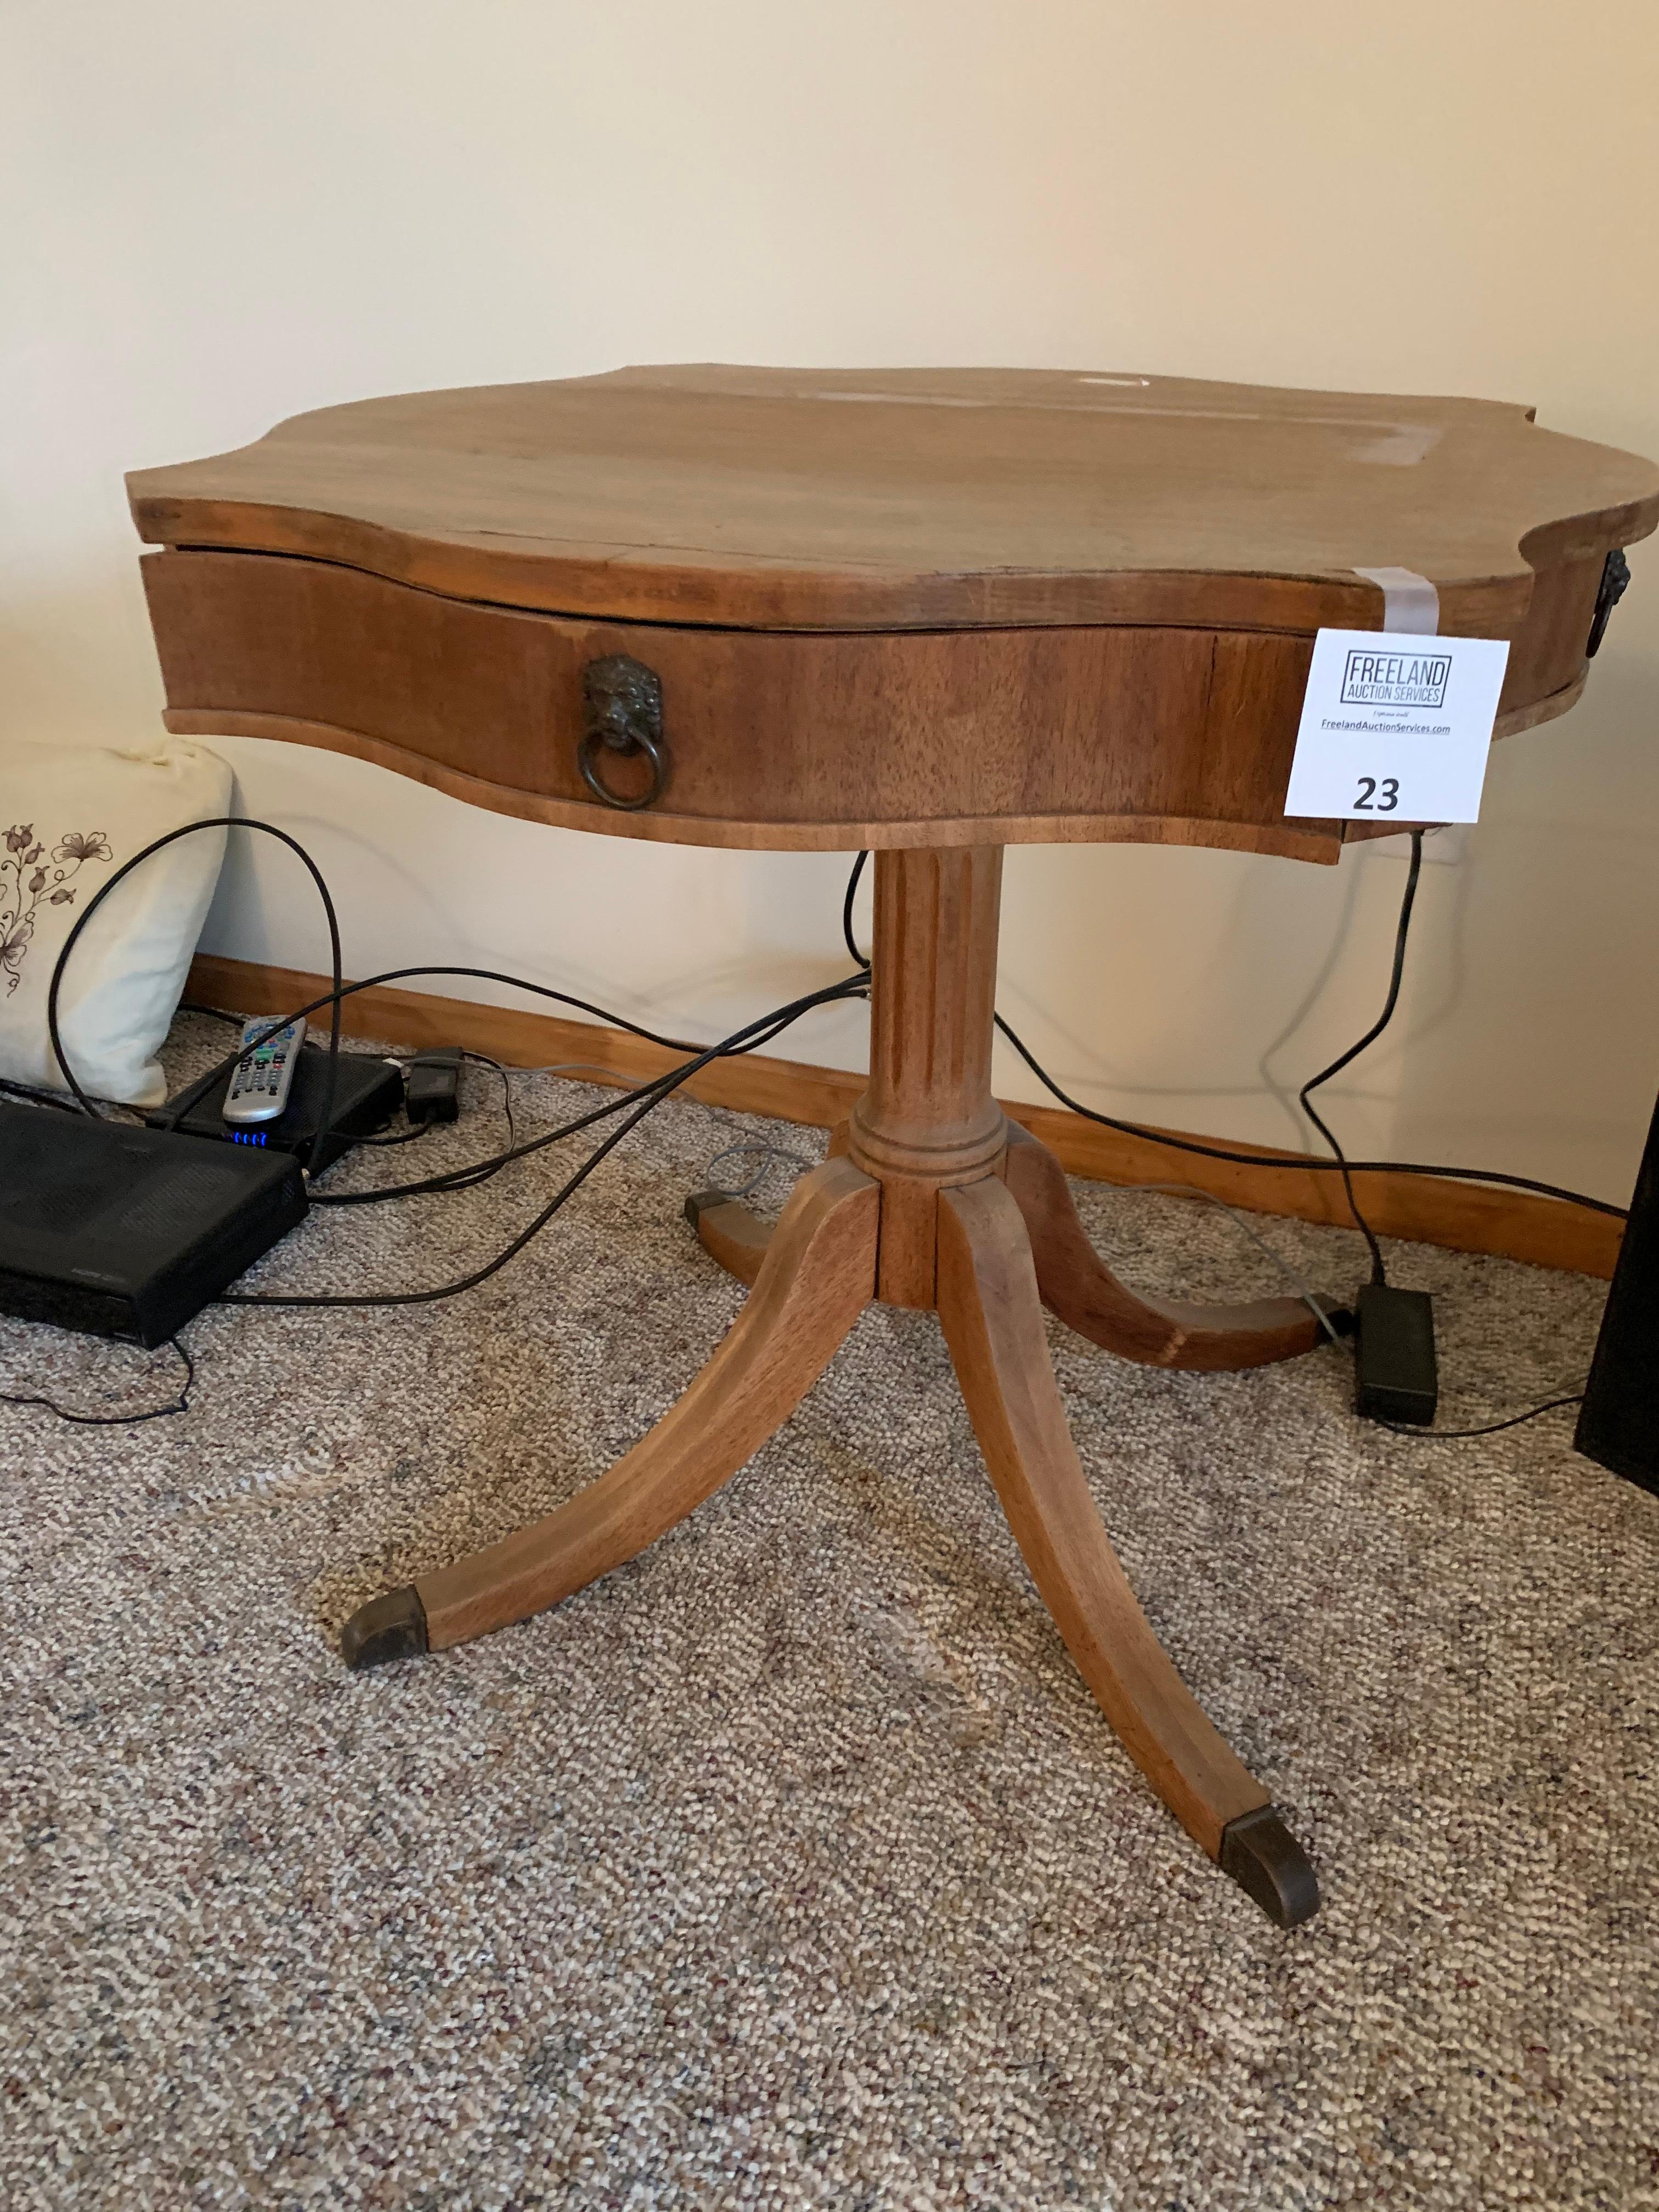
{"left": 1353, "top": 1284, "right": 1439, "bottom": 1425}
{"left": 404, "top": 1047, "right": 464, "bottom": 1125}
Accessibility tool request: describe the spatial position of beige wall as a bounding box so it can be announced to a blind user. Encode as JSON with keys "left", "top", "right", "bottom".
{"left": 5, "top": 1, "right": 1657, "bottom": 1201}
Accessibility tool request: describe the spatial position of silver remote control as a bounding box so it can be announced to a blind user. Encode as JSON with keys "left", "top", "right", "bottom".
{"left": 223, "top": 1015, "right": 306, "bottom": 1125}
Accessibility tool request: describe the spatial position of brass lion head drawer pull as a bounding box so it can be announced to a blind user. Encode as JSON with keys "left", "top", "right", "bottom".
{"left": 580, "top": 654, "right": 668, "bottom": 810}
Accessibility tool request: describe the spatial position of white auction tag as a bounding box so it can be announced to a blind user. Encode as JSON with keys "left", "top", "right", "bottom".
{"left": 1284, "top": 629, "right": 1510, "bottom": 823}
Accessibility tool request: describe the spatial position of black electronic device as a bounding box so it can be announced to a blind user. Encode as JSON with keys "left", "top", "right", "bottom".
{"left": 1353, "top": 1283, "right": 1439, "bottom": 1425}
{"left": 0, "top": 1103, "right": 307, "bottom": 1347}
{"left": 404, "top": 1046, "right": 464, "bottom": 1125}
{"left": 150, "top": 1041, "right": 403, "bottom": 1175}
{"left": 1575, "top": 1093, "right": 1659, "bottom": 1494}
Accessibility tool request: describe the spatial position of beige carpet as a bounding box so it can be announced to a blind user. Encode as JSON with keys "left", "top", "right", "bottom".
{"left": 3, "top": 1017, "right": 1656, "bottom": 2211}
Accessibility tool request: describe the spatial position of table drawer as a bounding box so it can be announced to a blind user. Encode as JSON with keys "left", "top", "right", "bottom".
{"left": 144, "top": 548, "right": 1359, "bottom": 860}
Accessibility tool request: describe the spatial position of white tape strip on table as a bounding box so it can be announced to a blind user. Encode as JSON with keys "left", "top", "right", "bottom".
{"left": 1352, "top": 565, "right": 1441, "bottom": 636}
{"left": 1283, "top": 566, "right": 1507, "bottom": 825}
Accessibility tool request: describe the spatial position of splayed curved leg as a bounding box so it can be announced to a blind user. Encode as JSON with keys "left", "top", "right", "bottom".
{"left": 684, "top": 1119, "right": 855, "bottom": 1289}
{"left": 683, "top": 1188, "right": 772, "bottom": 1287}
{"left": 935, "top": 1173, "right": 1318, "bottom": 1926}
{"left": 342, "top": 1156, "right": 878, "bottom": 1667}
{"left": 1003, "top": 1122, "right": 1338, "bottom": 1372}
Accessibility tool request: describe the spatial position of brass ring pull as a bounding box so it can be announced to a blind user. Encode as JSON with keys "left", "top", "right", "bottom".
{"left": 580, "top": 653, "right": 669, "bottom": 811}
{"left": 578, "top": 724, "right": 668, "bottom": 811}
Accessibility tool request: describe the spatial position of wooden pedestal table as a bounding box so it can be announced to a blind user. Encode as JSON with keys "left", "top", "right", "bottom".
{"left": 128, "top": 368, "right": 1658, "bottom": 1926}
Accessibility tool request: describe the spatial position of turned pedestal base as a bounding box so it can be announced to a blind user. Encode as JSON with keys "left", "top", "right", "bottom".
{"left": 341, "top": 849, "right": 1331, "bottom": 1928}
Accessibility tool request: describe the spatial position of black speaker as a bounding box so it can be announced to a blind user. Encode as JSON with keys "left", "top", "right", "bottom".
{"left": 1575, "top": 1092, "right": 1659, "bottom": 1493}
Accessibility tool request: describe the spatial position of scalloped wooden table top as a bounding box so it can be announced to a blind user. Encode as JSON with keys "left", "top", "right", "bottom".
{"left": 128, "top": 365, "right": 1659, "bottom": 635}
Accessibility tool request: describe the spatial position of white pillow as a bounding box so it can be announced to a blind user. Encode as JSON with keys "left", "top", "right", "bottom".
{"left": 1, "top": 737, "right": 233, "bottom": 1107}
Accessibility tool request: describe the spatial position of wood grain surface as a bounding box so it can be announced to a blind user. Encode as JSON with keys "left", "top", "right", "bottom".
{"left": 129, "top": 365, "right": 1659, "bottom": 636}
{"left": 687, "top": 1196, "right": 774, "bottom": 1290}
{"left": 132, "top": 368, "right": 1655, "bottom": 853}
{"left": 141, "top": 550, "right": 1359, "bottom": 859}
{"left": 848, "top": 848, "right": 1008, "bottom": 1305}
{"left": 1001, "top": 1122, "right": 1329, "bottom": 1369}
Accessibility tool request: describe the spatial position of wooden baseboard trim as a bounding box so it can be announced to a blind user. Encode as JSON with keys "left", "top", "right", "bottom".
{"left": 186, "top": 951, "right": 1623, "bottom": 1280}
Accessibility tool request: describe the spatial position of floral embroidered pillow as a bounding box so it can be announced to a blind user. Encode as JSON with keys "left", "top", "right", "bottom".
{"left": 0, "top": 737, "right": 232, "bottom": 1106}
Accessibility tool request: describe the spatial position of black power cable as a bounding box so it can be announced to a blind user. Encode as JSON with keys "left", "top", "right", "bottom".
{"left": 217, "top": 970, "right": 867, "bottom": 1308}
{"left": 45, "top": 820, "right": 707, "bottom": 1167}
{"left": 843, "top": 851, "right": 1623, "bottom": 1219}
{"left": 838, "top": 854, "right": 1612, "bottom": 1446}
{"left": 47, "top": 819, "right": 345, "bottom": 1164}
{"left": 843, "top": 849, "right": 870, "bottom": 968}
{"left": 157, "top": 959, "right": 718, "bottom": 1172}
{"left": 171, "top": 966, "right": 867, "bottom": 1210}
{"left": 0, "top": 1337, "right": 194, "bottom": 1427}
{"left": 351, "top": 1121, "right": 435, "bottom": 1149}
{"left": 38, "top": 819, "right": 787, "bottom": 1206}
{"left": 992, "top": 1012, "right": 1626, "bottom": 1216}
{"left": 1378, "top": 1392, "right": 1584, "bottom": 1441}
{"left": 1, "top": 1074, "right": 80, "bottom": 1113}
{"left": 0, "top": 821, "right": 1609, "bottom": 1438}
{"left": 1295, "top": 828, "right": 1424, "bottom": 1285}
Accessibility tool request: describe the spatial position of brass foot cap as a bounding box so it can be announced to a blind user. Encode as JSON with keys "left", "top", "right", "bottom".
{"left": 1218, "top": 1805, "right": 1321, "bottom": 1927}
{"left": 341, "top": 1586, "right": 429, "bottom": 1671}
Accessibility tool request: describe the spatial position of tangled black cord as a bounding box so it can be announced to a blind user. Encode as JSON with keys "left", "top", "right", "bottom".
{"left": 0, "top": 1338, "right": 194, "bottom": 1426}
{"left": 215, "top": 969, "right": 868, "bottom": 1308}
{"left": 5, "top": 826, "right": 1618, "bottom": 1441}
{"left": 843, "top": 847, "right": 1610, "bottom": 1442}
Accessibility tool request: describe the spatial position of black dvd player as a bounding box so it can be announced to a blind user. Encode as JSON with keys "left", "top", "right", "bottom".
{"left": 0, "top": 1103, "right": 308, "bottom": 1346}
{"left": 149, "top": 1042, "right": 404, "bottom": 1176}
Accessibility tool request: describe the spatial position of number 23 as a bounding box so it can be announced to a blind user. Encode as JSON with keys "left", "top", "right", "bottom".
{"left": 1355, "top": 775, "right": 1399, "bottom": 812}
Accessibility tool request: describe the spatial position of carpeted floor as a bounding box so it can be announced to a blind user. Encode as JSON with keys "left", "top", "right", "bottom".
{"left": 3, "top": 1015, "right": 1657, "bottom": 2211}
